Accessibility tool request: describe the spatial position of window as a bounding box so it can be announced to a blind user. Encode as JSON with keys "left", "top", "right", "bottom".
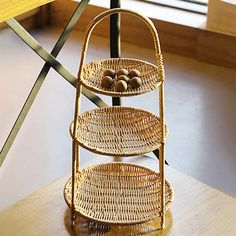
{"left": 141, "top": 0, "right": 208, "bottom": 14}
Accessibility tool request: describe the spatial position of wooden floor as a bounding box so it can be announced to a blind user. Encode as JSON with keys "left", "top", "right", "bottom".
{"left": 1, "top": 155, "right": 236, "bottom": 236}
{"left": 0, "top": 26, "right": 236, "bottom": 210}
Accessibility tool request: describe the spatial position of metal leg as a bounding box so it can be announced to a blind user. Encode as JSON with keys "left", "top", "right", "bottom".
{"left": 0, "top": 0, "right": 109, "bottom": 166}
{"left": 153, "top": 149, "right": 169, "bottom": 166}
{"left": 110, "top": 0, "right": 121, "bottom": 106}
{"left": 5, "top": 19, "right": 106, "bottom": 107}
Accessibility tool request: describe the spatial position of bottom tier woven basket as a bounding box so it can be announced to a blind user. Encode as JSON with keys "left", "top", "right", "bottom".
{"left": 64, "top": 162, "right": 174, "bottom": 225}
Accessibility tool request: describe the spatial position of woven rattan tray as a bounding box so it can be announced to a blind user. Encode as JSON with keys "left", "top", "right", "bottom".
{"left": 81, "top": 58, "right": 162, "bottom": 97}
{"left": 64, "top": 162, "right": 174, "bottom": 225}
{"left": 70, "top": 106, "right": 168, "bottom": 157}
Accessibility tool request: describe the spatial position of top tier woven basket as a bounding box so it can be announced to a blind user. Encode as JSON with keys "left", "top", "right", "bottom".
{"left": 76, "top": 8, "right": 165, "bottom": 98}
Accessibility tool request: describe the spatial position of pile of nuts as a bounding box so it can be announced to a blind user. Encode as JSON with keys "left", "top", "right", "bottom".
{"left": 101, "top": 68, "right": 142, "bottom": 92}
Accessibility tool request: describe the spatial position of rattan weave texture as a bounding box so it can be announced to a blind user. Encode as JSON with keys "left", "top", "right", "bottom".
{"left": 71, "top": 106, "right": 168, "bottom": 156}
{"left": 68, "top": 8, "right": 172, "bottom": 228}
{"left": 64, "top": 162, "right": 173, "bottom": 224}
{"left": 81, "top": 58, "right": 162, "bottom": 97}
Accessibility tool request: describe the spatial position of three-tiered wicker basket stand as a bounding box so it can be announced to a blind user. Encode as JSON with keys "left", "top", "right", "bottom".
{"left": 64, "top": 8, "right": 174, "bottom": 229}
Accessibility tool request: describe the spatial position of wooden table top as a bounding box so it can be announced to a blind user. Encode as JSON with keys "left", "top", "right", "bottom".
{"left": 0, "top": 155, "right": 235, "bottom": 235}
{"left": 0, "top": 0, "right": 54, "bottom": 23}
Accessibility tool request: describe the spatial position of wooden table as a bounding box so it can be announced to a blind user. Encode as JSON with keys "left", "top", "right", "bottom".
{"left": 0, "top": 156, "right": 235, "bottom": 236}
{"left": 0, "top": 0, "right": 54, "bottom": 23}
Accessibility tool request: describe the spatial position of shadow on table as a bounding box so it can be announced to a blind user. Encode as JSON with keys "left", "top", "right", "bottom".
{"left": 64, "top": 208, "right": 173, "bottom": 236}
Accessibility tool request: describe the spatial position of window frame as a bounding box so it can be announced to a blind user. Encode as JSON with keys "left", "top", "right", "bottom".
{"left": 140, "top": 0, "right": 208, "bottom": 14}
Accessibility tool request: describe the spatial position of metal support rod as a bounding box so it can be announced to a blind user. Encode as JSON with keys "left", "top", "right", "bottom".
{"left": 153, "top": 149, "right": 169, "bottom": 165}
{"left": 110, "top": 0, "right": 121, "bottom": 106}
{"left": 0, "top": 1, "right": 109, "bottom": 166}
{"left": 5, "top": 19, "right": 107, "bottom": 107}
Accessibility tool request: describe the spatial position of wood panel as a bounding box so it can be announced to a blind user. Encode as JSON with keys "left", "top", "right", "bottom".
{"left": 197, "top": 29, "right": 236, "bottom": 68}
{"left": 50, "top": 0, "right": 109, "bottom": 37}
{"left": 207, "top": 0, "right": 236, "bottom": 36}
{"left": 36, "top": 5, "right": 50, "bottom": 28}
{"left": 49, "top": 0, "right": 236, "bottom": 69}
{"left": 0, "top": 9, "right": 39, "bottom": 30}
{"left": 0, "top": 156, "right": 235, "bottom": 235}
{"left": 50, "top": 1, "right": 199, "bottom": 57}
{"left": 0, "top": 0, "right": 54, "bottom": 23}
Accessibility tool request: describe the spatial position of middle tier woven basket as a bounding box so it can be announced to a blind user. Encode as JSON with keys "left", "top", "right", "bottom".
{"left": 70, "top": 106, "right": 168, "bottom": 157}
{"left": 64, "top": 162, "right": 174, "bottom": 225}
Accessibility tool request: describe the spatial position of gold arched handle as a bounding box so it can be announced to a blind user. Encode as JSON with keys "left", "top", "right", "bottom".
{"left": 77, "top": 8, "right": 163, "bottom": 83}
